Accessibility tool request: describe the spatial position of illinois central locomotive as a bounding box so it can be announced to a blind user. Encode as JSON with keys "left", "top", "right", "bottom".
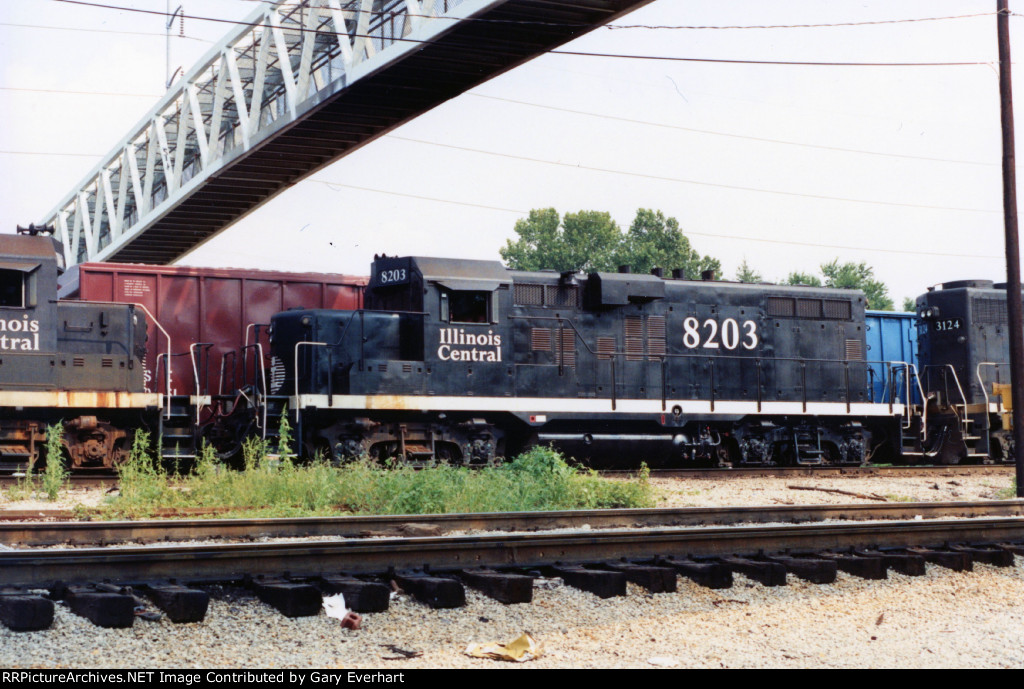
{"left": 0, "top": 229, "right": 154, "bottom": 471}
{"left": 267, "top": 254, "right": 898, "bottom": 467}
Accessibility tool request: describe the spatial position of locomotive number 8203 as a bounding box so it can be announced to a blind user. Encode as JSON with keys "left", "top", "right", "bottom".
{"left": 682, "top": 317, "right": 759, "bottom": 350}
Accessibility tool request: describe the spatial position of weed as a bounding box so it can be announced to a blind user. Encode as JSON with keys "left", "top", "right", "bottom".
{"left": 103, "top": 445, "right": 653, "bottom": 518}
{"left": 41, "top": 423, "right": 69, "bottom": 501}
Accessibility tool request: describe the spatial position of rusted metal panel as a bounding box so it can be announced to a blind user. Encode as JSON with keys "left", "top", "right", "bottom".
{"left": 61, "top": 263, "right": 365, "bottom": 395}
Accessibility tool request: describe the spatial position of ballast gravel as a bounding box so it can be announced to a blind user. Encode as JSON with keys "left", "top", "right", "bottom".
{"left": 1, "top": 473, "right": 1022, "bottom": 669}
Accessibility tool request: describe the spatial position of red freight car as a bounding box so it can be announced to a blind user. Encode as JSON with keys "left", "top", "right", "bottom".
{"left": 59, "top": 263, "right": 366, "bottom": 398}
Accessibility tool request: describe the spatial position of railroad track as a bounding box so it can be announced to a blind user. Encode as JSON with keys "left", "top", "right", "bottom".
{"left": 1, "top": 502, "right": 1022, "bottom": 631}
{"left": 3, "top": 501, "right": 1024, "bottom": 545}
{"left": 0, "top": 463, "right": 1012, "bottom": 491}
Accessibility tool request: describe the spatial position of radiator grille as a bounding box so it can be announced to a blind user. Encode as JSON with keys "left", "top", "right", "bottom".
{"left": 767, "top": 297, "right": 795, "bottom": 317}
{"left": 823, "top": 299, "right": 852, "bottom": 320}
{"left": 514, "top": 283, "right": 544, "bottom": 306}
{"left": 797, "top": 298, "right": 822, "bottom": 319}
{"left": 546, "top": 285, "right": 579, "bottom": 308}
{"left": 972, "top": 297, "right": 1007, "bottom": 325}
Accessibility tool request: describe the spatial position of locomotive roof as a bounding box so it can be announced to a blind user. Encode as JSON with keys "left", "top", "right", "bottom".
{"left": 0, "top": 233, "right": 60, "bottom": 271}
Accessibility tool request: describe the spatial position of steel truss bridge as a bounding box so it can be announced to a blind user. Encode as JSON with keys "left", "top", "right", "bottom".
{"left": 40, "top": 0, "right": 655, "bottom": 268}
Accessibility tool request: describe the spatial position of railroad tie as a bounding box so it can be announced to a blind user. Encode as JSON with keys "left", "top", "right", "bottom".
{"left": 905, "top": 547, "right": 973, "bottom": 572}
{"left": 763, "top": 554, "right": 838, "bottom": 584}
{"left": 548, "top": 566, "right": 627, "bottom": 598}
{"left": 600, "top": 562, "right": 678, "bottom": 593}
{"left": 660, "top": 557, "right": 733, "bottom": 589}
{"left": 816, "top": 552, "right": 887, "bottom": 580}
{"left": 457, "top": 569, "right": 533, "bottom": 604}
{"left": 249, "top": 578, "right": 323, "bottom": 617}
{"left": 392, "top": 572, "right": 466, "bottom": 609}
{"left": 855, "top": 549, "right": 927, "bottom": 576}
{"left": 142, "top": 584, "right": 210, "bottom": 623}
{"left": 51, "top": 584, "right": 135, "bottom": 628}
{"left": 949, "top": 544, "right": 1016, "bottom": 568}
{"left": 0, "top": 592, "right": 54, "bottom": 632}
{"left": 997, "top": 542, "right": 1024, "bottom": 557}
{"left": 319, "top": 575, "right": 391, "bottom": 612}
{"left": 718, "top": 557, "right": 787, "bottom": 587}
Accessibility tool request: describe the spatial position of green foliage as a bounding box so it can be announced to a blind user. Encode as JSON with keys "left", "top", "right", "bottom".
{"left": 500, "top": 207, "right": 720, "bottom": 278}
{"left": 102, "top": 445, "right": 653, "bottom": 518}
{"left": 734, "top": 259, "right": 762, "bottom": 283}
{"left": 821, "top": 259, "right": 894, "bottom": 310}
{"left": 42, "top": 423, "right": 69, "bottom": 501}
{"left": 783, "top": 271, "right": 822, "bottom": 287}
{"left": 276, "top": 404, "right": 293, "bottom": 459}
{"left": 902, "top": 296, "right": 916, "bottom": 312}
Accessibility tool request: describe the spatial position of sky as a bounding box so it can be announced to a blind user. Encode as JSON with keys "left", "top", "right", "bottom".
{"left": 1, "top": 0, "right": 1022, "bottom": 308}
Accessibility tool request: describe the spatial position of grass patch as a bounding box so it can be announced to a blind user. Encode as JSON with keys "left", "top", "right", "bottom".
{"left": 995, "top": 480, "right": 1018, "bottom": 500}
{"left": 100, "top": 444, "right": 653, "bottom": 519}
{"left": 883, "top": 493, "right": 916, "bottom": 503}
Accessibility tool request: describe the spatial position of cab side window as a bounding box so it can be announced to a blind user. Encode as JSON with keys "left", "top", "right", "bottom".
{"left": 440, "top": 290, "right": 490, "bottom": 324}
{"left": 0, "top": 270, "right": 24, "bottom": 308}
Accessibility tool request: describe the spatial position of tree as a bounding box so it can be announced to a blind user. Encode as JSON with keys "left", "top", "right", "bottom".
{"left": 902, "top": 296, "right": 916, "bottom": 312}
{"left": 782, "top": 271, "right": 822, "bottom": 287}
{"left": 619, "top": 209, "right": 721, "bottom": 278}
{"left": 734, "top": 259, "right": 762, "bottom": 283}
{"left": 500, "top": 208, "right": 621, "bottom": 273}
{"left": 500, "top": 207, "right": 720, "bottom": 277}
{"left": 820, "top": 259, "right": 894, "bottom": 310}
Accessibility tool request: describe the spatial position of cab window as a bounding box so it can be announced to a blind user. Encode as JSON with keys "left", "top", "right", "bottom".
{"left": 0, "top": 270, "right": 24, "bottom": 308}
{"left": 440, "top": 290, "right": 490, "bottom": 324}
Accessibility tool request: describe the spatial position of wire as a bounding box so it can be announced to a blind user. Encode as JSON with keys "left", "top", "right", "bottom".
{"left": 47, "top": 0, "right": 996, "bottom": 68}
{"left": 468, "top": 94, "right": 996, "bottom": 167}
{"left": 385, "top": 135, "right": 1000, "bottom": 214}
{"left": 309, "top": 177, "right": 1001, "bottom": 259}
{"left": 0, "top": 86, "right": 162, "bottom": 98}
{"left": 0, "top": 20, "right": 210, "bottom": 41}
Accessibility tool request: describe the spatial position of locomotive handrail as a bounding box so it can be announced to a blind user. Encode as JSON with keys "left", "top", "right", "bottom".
{"left": 889, "top": 362, "right": 927, "bottom": 437}
{"left": 977, "top": 362, "right": 1010, "bottom": 413}
{"left": 294, "top": 341, "right": 329, "bottom": 399}
{"left": 188, "top": 343, "right": 214, "bottom": 426}
{"left": 922, "top": 364, "right": 969, "bottom": 411}
{"left": 79, "top": 299, "right": 172, "bottom": 418}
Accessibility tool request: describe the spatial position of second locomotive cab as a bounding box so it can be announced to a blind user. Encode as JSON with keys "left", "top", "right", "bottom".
{"left": 268, "top": 255, "right": 904, "bottom": 467}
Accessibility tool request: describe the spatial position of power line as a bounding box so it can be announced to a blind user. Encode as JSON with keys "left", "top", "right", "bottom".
{"left": 469, "top": 93, "right": 996, "bottom": 167}
{"left": 308, "top": 176, "right": 1001, "bottom": 259}
{"left": 0, "top": 86, "right": 162, "bottom": 98}
{"left": 386, "top": 135, "right": 1000, "bottom": 214}
{"left": 47, "top": 0, "right": 997, "bottom": 68}
{"left": 0, "top": 20, "right": 210, "bottom": 41}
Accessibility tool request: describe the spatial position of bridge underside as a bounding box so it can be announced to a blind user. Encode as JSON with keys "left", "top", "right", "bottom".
{"left": 46, "top": 0, "right": 656, "bottom": 267}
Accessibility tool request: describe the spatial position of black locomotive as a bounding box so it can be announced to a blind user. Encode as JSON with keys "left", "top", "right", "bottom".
{"left": 0, "top": 228, "right": 153, "bottom": 471}
{"left": 267, "top": 254, "right": 896, "bottom": 467}
{"left": 3, "top": 227, "right": 1021, "bottom": 471}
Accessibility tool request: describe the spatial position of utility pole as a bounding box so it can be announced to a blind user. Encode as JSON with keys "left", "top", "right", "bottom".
{"left": 996, "top": 0, "right": 1024, "bottom": 497}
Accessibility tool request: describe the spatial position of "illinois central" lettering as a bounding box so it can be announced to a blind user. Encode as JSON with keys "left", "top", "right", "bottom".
{"left": 437, "top": 327, "right": 502, "bottom": 362}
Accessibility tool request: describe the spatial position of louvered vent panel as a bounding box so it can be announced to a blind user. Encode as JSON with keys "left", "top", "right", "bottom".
{"left": 556, "top": 329, "right": 576, "bottom": 366}
{"left": 767, "top": 297, "right": 795, "bottom": 317}
{"left": 269, "top": 355, "right": 286, "bottom": 394}
{"left": 647, "top": 316, "right": 666, "bottom": 358}
{"left": 973, "top": 297, "right": 1007, "bottom": 324}
{"left": 596, "top": 336, "right": 616, "bottom": 360}
{"left": 378, "top": 363, "right": 388, "bottom": 373}
{"left": 102, "top": 358, "right": 113, "bottom": 368}
{"left": 514, "top": 283, "right": 544, "bottom": 306}
{"left": 823, "top": 299, "right": 852, "bottom": 320}
{"left": 797, "top": 299, "right": 823, "bottom": 319}
{"left": 845, "top": 339, "right": 864, "bottom": 361}
{"left": 73, "top": 357, "right": 85, "bottom": 367}
{"left": 531, "top": 328, "right": 552, "bottom": 351}
{"left": 624, "top": 316, "right": 644, "bottom": 360}
{"left": 402, "top": 363, "right": 413, "bottom": 373}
